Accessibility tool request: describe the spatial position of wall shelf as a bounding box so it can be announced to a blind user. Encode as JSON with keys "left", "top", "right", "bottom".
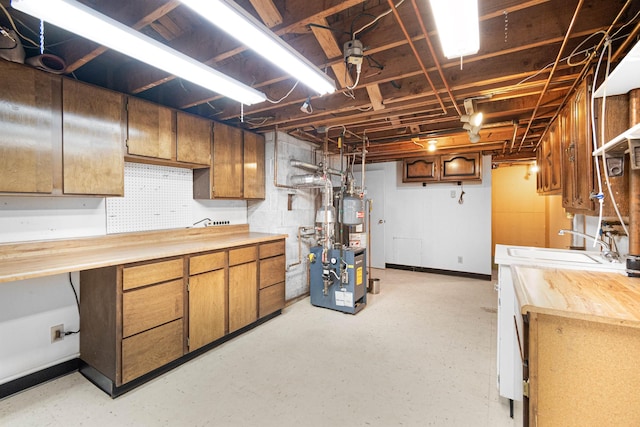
{"left": 592, "top": 122, "right": 640, "bottom": 156}
{"left": 593, "top": 40, "right": 640, "bottom": 98}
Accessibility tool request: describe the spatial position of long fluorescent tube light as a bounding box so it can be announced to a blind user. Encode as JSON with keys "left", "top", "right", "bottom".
{"left": 428, "top": 0, "right": 480, "bottom": 59}
{"left": 11, "top": 0, "right": 267, "bottom": 105}
{"left": 179, "top": 0, "right": 336, "bottom": 96}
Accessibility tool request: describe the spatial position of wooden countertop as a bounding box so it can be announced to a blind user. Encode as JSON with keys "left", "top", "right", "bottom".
{"left": 0, "top": 224, "right": 287, "bottom": 284}
{"left": 512, "top": 265, "right": 640, "bottom": 328}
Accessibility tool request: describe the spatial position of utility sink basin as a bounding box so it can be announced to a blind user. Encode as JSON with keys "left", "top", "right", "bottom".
{"left": 495, "top": 244, "right": 626, "bottom": 273}
{"left": 507, "top": 247, "right": 601, "bottom": 264}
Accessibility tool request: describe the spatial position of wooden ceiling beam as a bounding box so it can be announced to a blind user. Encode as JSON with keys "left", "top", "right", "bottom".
{"left": 249, "top": 0, "right": 283, "bottom": 28}
{"left": 59, "top": 0, "right": 181, "bottom": 72}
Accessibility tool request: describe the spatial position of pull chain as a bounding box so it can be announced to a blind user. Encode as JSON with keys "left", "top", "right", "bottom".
{"left": 240, "top": 102, "right": 244, "bottom": 123}
{"left": 504, "top": 10, "right": 508, "bottom": 44}
{"left": 39, "top": 20, "right": 44, "bottom": 54}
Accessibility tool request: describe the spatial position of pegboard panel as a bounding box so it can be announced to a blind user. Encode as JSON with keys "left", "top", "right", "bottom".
{"left": 106, "top": 163, "right": 192, "bottom": 233}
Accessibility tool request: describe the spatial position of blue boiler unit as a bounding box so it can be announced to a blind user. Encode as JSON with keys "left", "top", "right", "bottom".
{"left": 309, "top": 246, "right": 367, "bottom": 314}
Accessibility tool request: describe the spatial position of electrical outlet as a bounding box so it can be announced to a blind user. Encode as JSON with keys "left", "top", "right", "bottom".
{"left": 450, "top": 190, "right": 456, "bottom": 198}
{"left": 51, "top": 324, "right": 64, "bottom": 343}
{"left": 457, "top": 256, "right": 463, "bottom": 264}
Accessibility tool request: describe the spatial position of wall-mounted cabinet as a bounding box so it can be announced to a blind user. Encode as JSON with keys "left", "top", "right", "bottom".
{"left": 562, "top": 76, "right": 595, "bottom": 213}
{"left": 0, "top": 61, "right": 125, "bottom": 197}
{"left": 193, "top": 123, "right": 265, "bottom": 200}
{"left": 0, "top": 60, "right": 60, "bottom": 194}
{"left": 126, "top": 97, "right": 175, "bottom": 161}
{"left": 125, "top": 98, "right": 211, "bottom": 168}
{"left": 176, "top": 112, "right": 211, "bottom": 166}
{"left": 537, "top": 119, "right": 562, "bottom": 194}
{"left": 243, "top": 131, "right": 266, "bottom": 199}
{"left": 62, "top": 79, "right": 125, "bottom": 196}
{"left": 402, "top": 153, "right": 481, "bottom": 183}
{"left": 403, "top": 156, "right": 438, "bottom": 182}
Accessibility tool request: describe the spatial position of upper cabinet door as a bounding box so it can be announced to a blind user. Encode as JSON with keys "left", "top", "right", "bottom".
{"left": 212, "top": 122, "right": 243, "bottom": 198}
{"left": 62, "top": 79, "right": 124, "bottom": 196}
{"left": 0, "top": 61, "right": 59, "bottom": 194}
{"left": 126, "top": 97, "right": 175, "bottom": 160}
{"left": 243, "top": 131, "right": 265, "bottom": 199}
{"left": 440, "top": 153, "right": 482, "bottom": 182}
{"left": 176, "top": 112, "right": 211, "bottom": 166}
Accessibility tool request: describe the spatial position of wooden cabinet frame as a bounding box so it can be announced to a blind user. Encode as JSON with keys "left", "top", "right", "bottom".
{"left": 402, "top": 153, "right": 482, "bottom": 183}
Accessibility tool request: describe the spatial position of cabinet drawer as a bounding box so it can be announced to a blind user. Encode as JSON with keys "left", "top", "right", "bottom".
{"left": 123, "top": 279, "right": 184, "bottom": 337}
{"left": 259, "top": 255, "right": 285, "bottom": 289}
{"left": 259, "top": 240, "right": 285, "bottom": 259}
{"left": 189, "top": 251, "right": 226, "bottom": 275}
{"left": 123, "top": 258, "right": 184, "bottom": 290}
{"left": 259, "top": 282, "right": 285, "bottom": 318}
{"left": 229, "top": 245, "right": 257, "bottom": 266}
{"left": 121, "top": 319, "right": 183, "bottom": 384}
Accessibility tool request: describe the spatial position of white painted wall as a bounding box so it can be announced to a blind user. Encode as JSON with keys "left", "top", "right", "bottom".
{"left": 0, "top": 165, "right": 247, "bottom": 385}
{"left": 356, "top": 156, "right": 493, "bottom": 276}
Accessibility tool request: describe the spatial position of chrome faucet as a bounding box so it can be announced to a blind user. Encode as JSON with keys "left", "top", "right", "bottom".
{"left": 558, "top": 229, "right": 620, "bottom": 262}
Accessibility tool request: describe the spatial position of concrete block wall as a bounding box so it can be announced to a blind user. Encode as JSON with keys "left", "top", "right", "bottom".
{"left": 248, "top": 131, "right": 321, "bottom": 300}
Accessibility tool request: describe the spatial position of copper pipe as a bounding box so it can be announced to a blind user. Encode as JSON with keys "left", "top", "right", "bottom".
{"left": 386, "top": 0, "right": 448, "bottom": 114}
{"left": 517, "top": 0, "right": 585, "bottom": 152}
{"left": 629, "top": 89, "right": 640, "bottom": 260}
{"left": 508, "top": 120, "right": 519, "bottom": 153}
{"left": 529, "top": 0, "right": 634, "bottom": 152}
{"left": 410, "top": 0, "right": 461, "bottom": 116}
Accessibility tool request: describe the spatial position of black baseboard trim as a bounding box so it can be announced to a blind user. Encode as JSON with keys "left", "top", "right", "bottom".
{"left": 386, "top": 263, "right": 492, "bottom": 281}
{"left": 0, "top": 358, "right": 80, "bottom": 400}
{"left": 2, "top": 310, "right": 283, "bottom": 400}
{"left": 81, "top": 309, "right": 282, "bottom": 398}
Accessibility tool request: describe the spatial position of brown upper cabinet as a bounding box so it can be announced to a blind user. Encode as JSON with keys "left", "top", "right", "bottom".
{"left": 562, "top": 76, "right": 595, "bottom": 213}
{"left": 402, "top": 153, "right": 481, "bottom": 184}
{"left": 125, "top": 98, "right": 210, "bottom": 167}
{"left": 126, "top": 97, "right": 175, "bottom": 161}
{"left": 176, "top": 112, "right": 211, "bottom": 166}
{"left": 0, "top": 60, "right": 60, "bottom": 194}
{"left": 537, "top": 119, "right": 562, "bottom": 195}
{"left": 213, "top": 122, "right": 243, "bottom": 198}
{"left": 62, "top": 79, "right": 125, "bottom": 196}
{"left": 440, "top": 153, "right": 482, "bottom": 182}
{"left": 403, "top": 156, "right": 439, "bottom": 182}
{"left": 243, "top": 131, "right": 265, "bottom": 199}
{"left": 194, "top": 122, "right": 265, "bottom": 200}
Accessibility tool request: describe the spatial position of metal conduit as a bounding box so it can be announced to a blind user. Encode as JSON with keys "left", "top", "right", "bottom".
{"left": 527, "top": 0, "right": 635, "bottom": 153}
{"left": 386, "top": 0, "right": 448, "bottom": 115}
{"left": 516, "top": 0, "right": 585, "bottom": 152}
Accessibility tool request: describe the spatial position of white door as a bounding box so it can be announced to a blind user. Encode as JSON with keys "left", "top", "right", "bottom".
{"left": 365, "top": 169, "right": 386, "bottom": 269}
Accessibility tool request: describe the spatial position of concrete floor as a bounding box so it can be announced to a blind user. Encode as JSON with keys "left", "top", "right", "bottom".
{"left": 0, "top": 268, "right": 523, "bottom": 426}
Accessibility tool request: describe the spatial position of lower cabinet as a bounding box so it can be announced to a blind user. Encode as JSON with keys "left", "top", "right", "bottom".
{"left": 522, "top": 312, "right": 640, "bottom": 426}
{"left": 80, "top": 257, "right": 186, "bottom": 388}
{"left": 79, "top": 239, "right": 286, "bottom": 395}
{"left": 188, "top": 251, "right": 227, "bottom": 351}
{"left": 259, "top": 240, "right": 286, "bottom": 318}
{"left": 228, "top": 246, "right": 258, "bottom": 333}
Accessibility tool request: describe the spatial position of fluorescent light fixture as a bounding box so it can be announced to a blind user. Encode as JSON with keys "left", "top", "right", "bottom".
{"left": 11, "top": 0, "right": 267, "bottom": 105}
{"left": 179, "top": 0, "right": 336, "bottom": 96}
{"left": 428, "top": 0, "right": 480, "bottom": 59}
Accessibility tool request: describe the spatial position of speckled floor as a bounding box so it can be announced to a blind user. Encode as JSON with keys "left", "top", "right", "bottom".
{"left": 0, "top": 268, "right": 522, "bottom": 426}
